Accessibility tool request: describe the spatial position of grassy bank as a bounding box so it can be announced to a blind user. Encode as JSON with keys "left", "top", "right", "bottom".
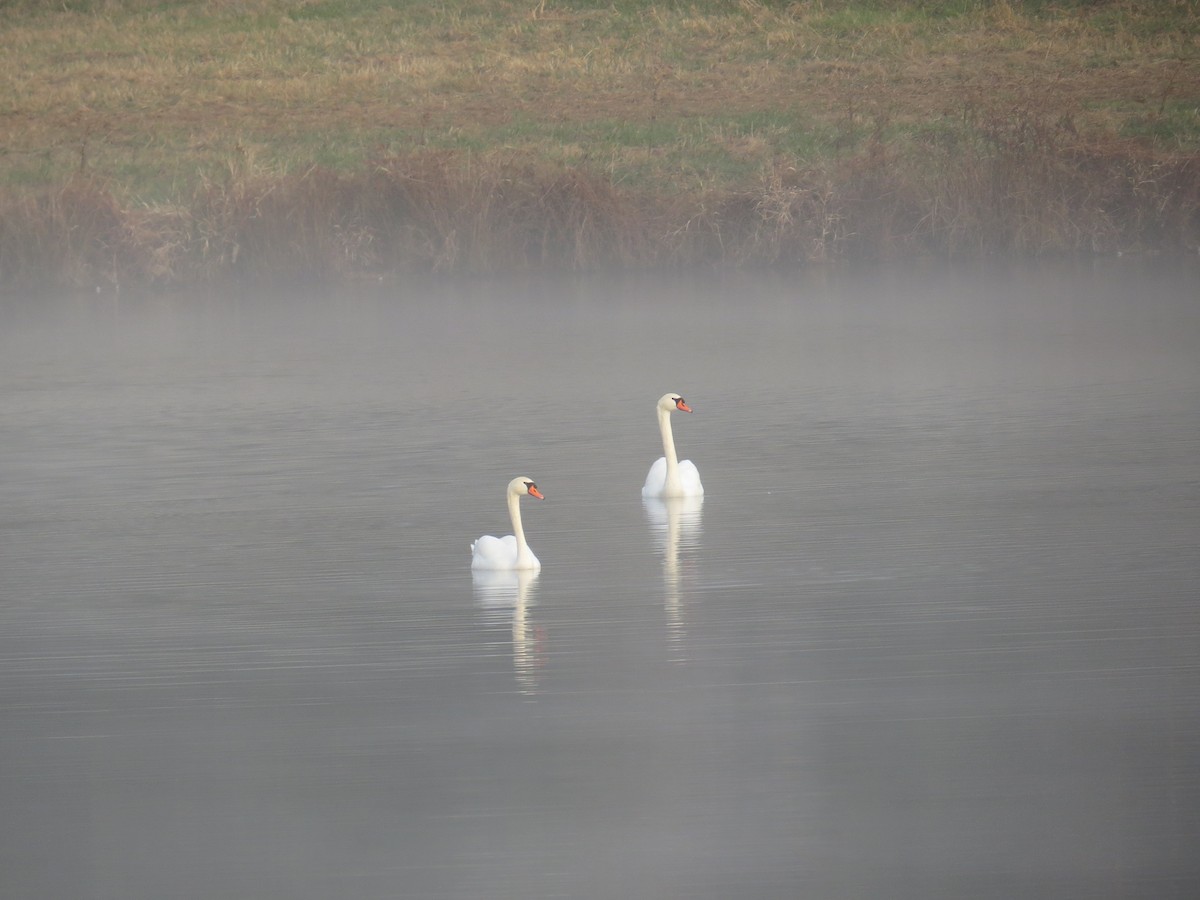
{"left": 2, "top": 0, "right": 1198, "bottom": 288}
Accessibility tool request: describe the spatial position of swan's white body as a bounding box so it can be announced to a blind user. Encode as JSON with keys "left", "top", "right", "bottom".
{"left": 642, "top": 392, "right": 704, "bottom": 499}
{"left": 471, "top": 477, "right": 544, "bottom": 570}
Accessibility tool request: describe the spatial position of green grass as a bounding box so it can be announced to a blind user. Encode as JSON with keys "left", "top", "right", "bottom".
{"left": 1122, "top": 102, "right": 1200, "bottom": 148}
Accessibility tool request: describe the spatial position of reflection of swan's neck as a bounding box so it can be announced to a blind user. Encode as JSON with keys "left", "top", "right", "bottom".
{"left": 658, "top": 404, "right": 680, "bottom": 491}
{"left": 508, "top": 488, "right": 534, "bottom": 567}
{"left": 470, "top": 569, "right": 542, "bottom": 693}
{"left": 651, "top": 495, "right": 704, "bottom": 664}
{"left": 664, "top": 499, "right": 681, "bottom": 619}
{"left": 512, "top": 571, "right": 539, "bottom": 693}
{"left": 664, "top": 499, "right": 682, "bottom": 580}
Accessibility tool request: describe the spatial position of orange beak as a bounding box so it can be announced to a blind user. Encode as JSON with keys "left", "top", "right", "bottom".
{"left": 528, "top": 485, "right": 545, "bottom": 500}
{"left": 676, "top": 399, "right": 693, "bottom": 413}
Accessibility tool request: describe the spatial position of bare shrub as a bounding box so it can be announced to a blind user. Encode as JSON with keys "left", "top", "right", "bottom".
{"left": 360, "top": 152, "right": 656, "bottom": 274}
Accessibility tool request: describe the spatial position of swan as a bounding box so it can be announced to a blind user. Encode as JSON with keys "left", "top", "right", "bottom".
{"left": 642, "top": 392, "right": 704, "bottom": 498}
{"left": 471, "top": 476, "right": 544, "bottom": 570}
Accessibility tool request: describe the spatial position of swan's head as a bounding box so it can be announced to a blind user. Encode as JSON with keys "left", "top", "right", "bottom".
{"left": 508, "top": 476, "right": 544, "bottom": 500}
{"left": 658, "top": 392, "right": 693, "bottom": 414}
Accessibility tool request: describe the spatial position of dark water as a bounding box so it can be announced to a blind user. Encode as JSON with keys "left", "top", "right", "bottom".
{"left": 2, "top": 262, "right": 1198, "bottom": 899}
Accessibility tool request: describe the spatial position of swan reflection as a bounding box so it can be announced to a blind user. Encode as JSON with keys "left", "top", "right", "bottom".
{"left": 642, "top": 495, "right": 703, "bottom": 661}
{"left": 471, "top": 569, "right": 544, "bottom": 694}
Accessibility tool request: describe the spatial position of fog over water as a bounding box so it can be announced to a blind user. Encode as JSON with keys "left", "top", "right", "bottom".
{"left": 2, "top": 261, "right": 1198, "bottom": 899}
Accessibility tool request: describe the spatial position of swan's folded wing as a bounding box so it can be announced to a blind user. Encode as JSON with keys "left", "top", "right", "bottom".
{"left": 679, "top": 459, "right": 705, "bottom": 495}
{"left": 641, "top": 456, "right": 668, "bottom": 497}
{"left": 471, "top": 534, "right": 519, "bottom": 569}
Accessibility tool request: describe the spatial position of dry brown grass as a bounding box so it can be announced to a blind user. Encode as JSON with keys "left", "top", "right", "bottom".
{"left": 1, "top": 1, "right": 1198, "bottom": 287}
{"left": 5, "top": 134, "right": 1193, "bottom": 289}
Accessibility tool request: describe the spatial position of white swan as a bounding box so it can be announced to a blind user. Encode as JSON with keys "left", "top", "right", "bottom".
{"left": 642, "top": 392, "right": 704, "bottom": 498}
{"left": 471, "top": 476, "right": 544, "bottom": 570}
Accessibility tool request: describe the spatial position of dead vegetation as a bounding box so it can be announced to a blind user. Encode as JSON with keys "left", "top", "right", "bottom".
{"left": 1, "top": 1, "right": 1198, "bottom": 288}
{"left": 4, "top": 131, "right": 1195, "bottom": 289}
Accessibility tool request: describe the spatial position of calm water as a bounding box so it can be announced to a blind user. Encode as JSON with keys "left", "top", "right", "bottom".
{"left": 2, "top": 262, "right": 1198, "bottom": 899}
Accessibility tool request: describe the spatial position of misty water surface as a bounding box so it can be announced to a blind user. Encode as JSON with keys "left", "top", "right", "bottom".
{"left": 2, "top": 262, "right": 1198, "bottom": 899}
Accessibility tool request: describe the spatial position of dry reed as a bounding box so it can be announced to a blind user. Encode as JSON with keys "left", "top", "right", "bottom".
{"left": 3, "top": 133, "right": 1198, "bottom": 290}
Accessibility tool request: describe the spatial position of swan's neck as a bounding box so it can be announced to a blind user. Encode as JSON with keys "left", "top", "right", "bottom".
{"left": 658, "top": 405, "right": 681, "bottom": 489}
{"left": 508, "top": 489, "right": 533, "bottom": 564}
